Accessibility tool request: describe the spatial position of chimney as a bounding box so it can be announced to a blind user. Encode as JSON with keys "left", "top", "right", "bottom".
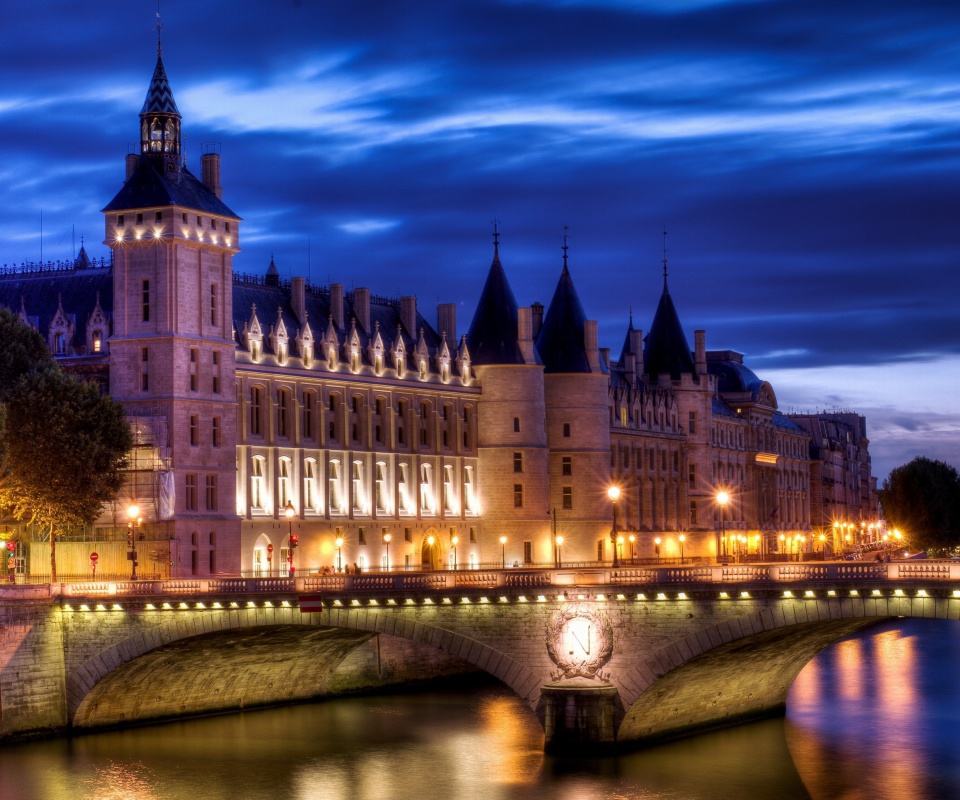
{"left": 695, "top": 330, "right": 706, "bottom": 374}
{"left": 125, "top": 154, "right": 139, "bottom": 181}
{"left": 355, "top": 287, "right": 371, "bottom": 332}
{"left": 531, "top": 301, "right": 544, "bottom": 339}
{"left": 330, "top": 283, "right": 344, "bottom": 329}
{"left": 599, "top": 347, "right": 610, "bottom": 370}
{"left": 585, "top": 320, "right": 600, "bottom": 371}
{"left": 201, "top": 152, "right": 222, "bottom": 199}
{"left": 291, "top": 277, "right": 306, "bottom": 324}
{"left": 631, "top": 328, "right": 644, "bottom": 375}
{"left": 518, "top": 307, "right": 535, "bottom": 363}
{"left": 400, "top": 296, "right": 417, "bottom": 336}
{"left": 625, "top": 352, "right": 636, "bottom": 383}
{"left": 437, "top": 303, "right": 456, "bottom": 343}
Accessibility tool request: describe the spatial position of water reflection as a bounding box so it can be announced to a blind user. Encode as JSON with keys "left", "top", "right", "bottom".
{"left": 4, "top": 619, "right": 960, "bottom": 800}
{"left": 787, "top": 618, "right": 960, "bottom": 800}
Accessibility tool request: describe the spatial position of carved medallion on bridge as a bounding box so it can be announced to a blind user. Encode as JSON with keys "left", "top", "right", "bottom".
{"left": 546, "top": 604, "right": 614, "bottom": 680}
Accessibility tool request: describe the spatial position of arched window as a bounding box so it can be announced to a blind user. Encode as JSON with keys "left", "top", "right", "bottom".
{"left": 250, "top": 386, "right": 263, "bottom": 436}
{"left": 251, "top": 457, "right": 266, "bottom": 510}
{"left": 277, "top": 388, "right": 292, "bottom": 438}
{"left": 278, "top": 458, "right": 291, "bottom": 508}
{"left": 514, "top": 417, "right": 521, "bottom": 433}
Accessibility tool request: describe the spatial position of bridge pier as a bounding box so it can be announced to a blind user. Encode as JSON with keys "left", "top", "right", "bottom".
{"left": 539, "top": 680, "right": 620, "bottom": 753}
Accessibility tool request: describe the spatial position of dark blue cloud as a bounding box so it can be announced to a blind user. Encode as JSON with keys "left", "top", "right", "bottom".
{"left": 2, "top": 0, "right": 959, "bottom": 479}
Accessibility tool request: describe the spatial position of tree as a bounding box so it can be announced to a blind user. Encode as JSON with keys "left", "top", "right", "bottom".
{"left": 880, "top": 457, "right": 960, "bottom": 553}
{"left": 0, "top": 309, "right": 132, "bottom": 580}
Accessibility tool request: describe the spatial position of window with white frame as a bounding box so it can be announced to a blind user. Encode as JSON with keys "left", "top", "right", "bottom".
{"left": 304, "top": 459, "right": 317, "bottom": 511}
{"left": 375, "top": 462, "right": 388, "bottom": 513}
{"left": 251, "top": 457, "right": 266, "bottom": 510}
{"left": 278, "top": 458, "right": 291, "bottom": 508}
{"left": 352, "top": 460, "right": 364, "bottom": 512}
{"left": 329, "top": 460, "right": 342, "bottom": 513}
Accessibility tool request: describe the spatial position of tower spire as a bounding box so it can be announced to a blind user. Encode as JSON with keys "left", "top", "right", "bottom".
{"left": 661, "top": 227, "right": 669, "bottom": 288}
{"left": 562, "top": 225, "right": 569, "bottom": 270}
{"left": 154, "top": 3, "right": 164, "bottom": 57}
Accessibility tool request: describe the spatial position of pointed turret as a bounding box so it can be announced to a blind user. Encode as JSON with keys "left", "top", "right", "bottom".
{"left": 465, "top": 237, "right": 525, "bottom": 365}
{"left": 139, "top": 50, "right": 182, "bottom": 167}
{"left": 535, "top": 261, "right": 592, "bottom": 373}
{"left": 644, "top": 274, "right": 697, "bottom": 380}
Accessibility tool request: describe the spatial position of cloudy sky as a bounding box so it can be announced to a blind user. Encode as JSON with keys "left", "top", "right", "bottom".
{"left": 2, "top": 0, "right": 958, "bottom": 480}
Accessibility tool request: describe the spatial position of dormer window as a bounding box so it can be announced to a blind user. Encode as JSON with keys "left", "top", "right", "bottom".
{"left": 92, "top": 332, "right": 102, "bottom": 353}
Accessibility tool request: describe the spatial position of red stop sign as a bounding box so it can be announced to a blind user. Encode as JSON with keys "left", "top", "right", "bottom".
{"left": 267, "top": 544, "right": 274, "bottom": 554}
{"left": 5, "top": 541, "right": 15, "bottom": 552}
{"left": 90, "top": 552, "right": 99, "bottom": 563}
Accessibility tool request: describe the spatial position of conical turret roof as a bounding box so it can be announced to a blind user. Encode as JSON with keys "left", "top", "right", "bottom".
{"left": 140, "top": 55, "right": 181, "bottom": 117}
{"left": 644, "top": 277, "right": 697, "bottom": 380}
{"left": 536, "top": 263, "right": 591, "bottom": 373}
{"left": 465, "top": 243, "right": 525, "bottom": 365}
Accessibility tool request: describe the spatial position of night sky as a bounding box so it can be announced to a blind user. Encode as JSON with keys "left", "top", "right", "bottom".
{"left": 3, "top": 1, "right": 958, "bottom": 481}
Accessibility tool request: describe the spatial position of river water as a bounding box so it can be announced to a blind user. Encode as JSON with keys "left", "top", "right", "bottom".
{"left": 3, "top": 617, "right": 959, "bottom": 800}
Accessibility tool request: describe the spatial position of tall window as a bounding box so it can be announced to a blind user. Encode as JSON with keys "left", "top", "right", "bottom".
{"left": 250, "top": 387, "right": 263, "bottom": 436}
{"left": 303, "top": 391, "right": 315, "bottom": 440}
{"left": 278, "top": 459, "right": 291, "bottom": 508}
{"left": 563, "top": 423, "right": 571, "bottom": 438}
{"left": 141, "top": 279, "right": 150, "bottom": 322}
{"left": 562, "top": 486, "right": 573, "bottom": 510}
{"left": 185, "top": 474, "right": 198, "bottom": 511}
{"left": 375, "top": 463, "right": 387, "bottom": 513}
{"left": 328, "top": 460, "right": 341, "bottom": 513}
{"left": 464, "top": 466, "right": 476, "bottom": 514}
{"left": 513, "top": 417, "right": 521, "bottom": 433}
{"left": 251, "top": 458, "right": 265, "bottom": 510}
{"left": 443, "top": 465, "right": 455, "bottom": 513}
{"left": 688, "top": 411, "right": 697, "bottom": 435}
{"left": 141, "top": 347, "right": 149, "bottom": 391}
{"left": 562, "top": 456, "right": 572, "bottom": 476}
{"left": 688, "top": 463, "right": 697, "bottom": 489}
{"left": 420, "top": 464, "right": 432, "bottom": 512}
{"left": 212, "top": 417, "right": 221, "bottom": 447}
{"left": 210, "top": 283, "right": 218, "bottom": 326}
{"left": 514, "top": 484, "right": 523, "bottom": 508}
{"left": 212, "top": 351, "right": 221, "bottom": 394}
{"left": 399, "top": 463, "right": 411, "bottom": 513}
{"left": 190, "top": 415, "right": 199, "bottom": 446}
{"left": 205, "top": 475, "right": 217, "bottom": 511}
{"left": 352, "top": 461, "right": 364, "bottom": 512}
{"left": 513, "top": 452, "right": 523, "bottom": 473}
{"left": 277, "top": 388, "right": 291, "bottom": 438}
{"left": 304, "top": 459, "right": 317, "bottom": 511}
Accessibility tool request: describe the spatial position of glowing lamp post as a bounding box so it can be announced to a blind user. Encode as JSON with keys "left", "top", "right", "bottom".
{"left": 654, "top": 536, "right": 661, "bottom": 564}
{"left": 284, "top": 501, "right": 297, "bottom": 577}
{"left": 555, "top": 535, "right": 564, "bottom": 568}
{"left": 427, "top": 534, "right": 436, "bottom": 570}
{"left": 499, "top": 535, "right": 507, "bottom": 569}
{"left": 678, "top": 533, "right": 686, "bottom": 564}
{"left": 335, "top": 534, "right": 344, "bottom": 573}
{"left": 629, "top": 533, "right": 636, "bottom": 563}
{"left": 382, "top": 530, "right": 391, "bottom": 572}
{"left": 716, "top": 491, "right": 729, "bottom": 559}
{"left": 451, "top": 533, "right": 459, "bottom": 570}
{"left": 608, "top": 486, "right": 621, "bottom": 567}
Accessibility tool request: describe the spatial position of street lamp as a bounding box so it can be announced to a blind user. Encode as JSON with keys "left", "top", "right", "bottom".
{"left": 678, "top": 533, "right": 686, "bottom": 564}
{"left": 382, "top": 529, "right": 391, "bottom": 572}
{"left": 427, "top": 534, "right": 436, "bottom": 570}
{"left": 654, "top": 536, "right": 661, "bottom": 564}
{"left": 629, "top": 533, "right": 636, "bottom": 563}
{"left": 499, "top": 535, "right": 507, "bottom": 569}
{"left": 555, "top": 535, "right": 564, "bottom": 568}
{"left": 284, "top": 501, "right": 297, "bottom": 577}
{"left": 616, "top": 535, "right": 624, "bottom": 564}
{"left": 716, "top": 491, "right": 729, "bottom": 559}
{"left": 126, "top": 504, "right": 141, "bottom": 580}
{"left": 335, "top": 533, "right": 344, "bottom": 572}
{"left": 818, "top": 533, "right": 826, "bottom": 560}
{"left": 608, "top": 486, "right": 621, "bottom": 567}
{"left": 451, "top": 533, "right": 459, "bottom": 570}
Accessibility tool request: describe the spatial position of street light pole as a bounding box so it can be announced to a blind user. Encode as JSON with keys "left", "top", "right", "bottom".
{"left": 679, "top": 533, "right": 686, "bottom": 564}
{"left": 499, "top": 535, "right": 507, "bottom": 569}
{"left": 335, "top": 534, "right": 344, "bottom": 572}
{"left": 382, "top": 529, "right": 391, "bottom": 572}
{"left": 716, "top": 491, "right": 729, "bottom": 561}
{"left": 608, "top": 486, "right": 621, "bottom": 567}
{"left": 555, "top": 535, "right": 563, "bottom": 568}
{"left": 284, "top": 501, "right": 297, "bottom": 577}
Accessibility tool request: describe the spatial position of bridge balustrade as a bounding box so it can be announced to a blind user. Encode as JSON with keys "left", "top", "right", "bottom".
{"left": 24, "top": 560, "right": 960, "bottom": 602}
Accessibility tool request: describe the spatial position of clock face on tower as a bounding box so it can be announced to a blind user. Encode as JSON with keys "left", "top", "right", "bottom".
{"left": 546, "top": 604, "right": 613, "bottom": 679}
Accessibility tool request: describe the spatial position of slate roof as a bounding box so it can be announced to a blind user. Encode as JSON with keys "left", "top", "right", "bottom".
{"left": 465, "top": 244, "right": 528, "bottom": 366}
{"left": 643, "top": 278, "right": 697, "bottom": 380}
{"left": 536, "top": 263, "right": 592, "bottom": 373}
{"left": 140, "top": 55, "right": 180, "bottom": 117}
{"left": 708, "top": 359, "right": 763, "bottom": 396}
{"left": 102, "top": 158, "right": 239, "bottom": 218}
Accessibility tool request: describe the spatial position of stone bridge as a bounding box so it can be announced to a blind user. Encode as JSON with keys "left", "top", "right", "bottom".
{"left": 1, "top": 560, "right": 958, "bottom": 751}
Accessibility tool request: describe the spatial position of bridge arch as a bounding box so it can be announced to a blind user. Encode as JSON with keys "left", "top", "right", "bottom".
{"left": 66, "top": 606, "right": 539, "bottom": 730}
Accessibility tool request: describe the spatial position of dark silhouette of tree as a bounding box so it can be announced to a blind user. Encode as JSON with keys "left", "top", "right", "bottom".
{"left": 880, "top": 457, "right": 960, "bottom": 553}
{"left": 0, "top": 308, "right": 131, "bottom": 580}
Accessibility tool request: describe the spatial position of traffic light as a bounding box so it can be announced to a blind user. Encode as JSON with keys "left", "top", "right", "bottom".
{"left": 127, "top": 524, "right": 134, "bottom": 548}
{"left": 289, "top": 534, "right": 299, "bottom": 550}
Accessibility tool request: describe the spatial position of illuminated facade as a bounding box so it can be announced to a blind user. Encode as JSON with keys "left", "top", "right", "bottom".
{"left": 0, "top": 50, "right": 878, "bottom": 576}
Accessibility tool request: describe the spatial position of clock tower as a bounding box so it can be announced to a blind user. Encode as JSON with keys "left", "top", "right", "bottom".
{"left": 103, "top": 44, "right": 241, "bottom": 576}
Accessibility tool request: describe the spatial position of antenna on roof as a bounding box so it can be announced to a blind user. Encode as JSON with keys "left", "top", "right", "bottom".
{"left": 562, "top": 225, "right": 570, "bottom": 269}
{"left": 154, "top": 2, "right": 164, "bottom": 56}
{"left": 661, "top": 226, "right": 669, "bottom": 287}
